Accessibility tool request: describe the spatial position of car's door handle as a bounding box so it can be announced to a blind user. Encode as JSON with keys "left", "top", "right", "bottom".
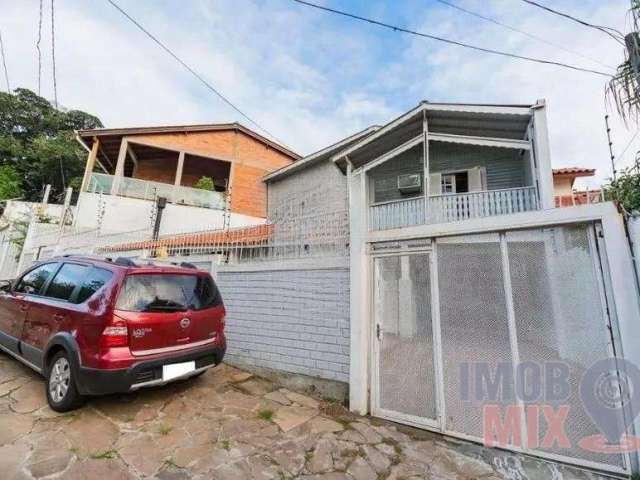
{"left": 53, "top": 314, "right": 64, "bottom": 322}
{"left": 19, "top": 304, "right": 28, "bottom": 312}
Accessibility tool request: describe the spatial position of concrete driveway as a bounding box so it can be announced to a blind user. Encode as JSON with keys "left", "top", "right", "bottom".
{"left": 0, "top": 353, "right": 609, "bottom": 480}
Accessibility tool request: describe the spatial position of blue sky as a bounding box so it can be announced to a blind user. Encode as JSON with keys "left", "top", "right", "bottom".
{"left": 0, "top": 0, "right": 635, "bottom": 185}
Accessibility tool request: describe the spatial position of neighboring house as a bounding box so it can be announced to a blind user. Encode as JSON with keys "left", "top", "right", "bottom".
{"left": 553, "top": 167, "right": 602, "bottom": 206}
{"left": 74, "top": 123, "right": 300, "bottom": 233}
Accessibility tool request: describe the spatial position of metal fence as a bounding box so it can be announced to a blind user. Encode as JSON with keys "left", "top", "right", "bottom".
{"left": 13, "top": 210, "right": 349, "bottom": 275}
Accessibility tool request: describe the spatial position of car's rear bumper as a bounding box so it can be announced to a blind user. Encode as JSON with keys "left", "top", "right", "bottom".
{"left": 76, "top": 344, "right": 226, "bottom": 396}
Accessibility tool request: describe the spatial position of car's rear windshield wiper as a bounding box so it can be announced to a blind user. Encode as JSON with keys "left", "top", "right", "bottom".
{"left": 141, "top": 304, "right": 187, "bottom": 312}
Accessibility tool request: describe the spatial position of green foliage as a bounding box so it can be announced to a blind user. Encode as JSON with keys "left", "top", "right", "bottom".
{"left": 257, "top": 409, "right": 274, "bottom": 421}
{"left": 0, "top": 88, "right": 103, "bottom": 202}
{"left": 194, "top": 176, "right": 215, "bottom": 191}
{"left": 604, "top": 168, "right": 640, "bottom": 213}
{"left": 0, "top": 165, "right": 22, "bottom": 200}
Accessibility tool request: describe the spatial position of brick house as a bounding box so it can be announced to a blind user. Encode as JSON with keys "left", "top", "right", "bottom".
{"left": 74, "top": 123, "right": 299, "bottom": 233}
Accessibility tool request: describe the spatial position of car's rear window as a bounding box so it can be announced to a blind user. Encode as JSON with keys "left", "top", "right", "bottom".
{"left": 115, "top": 274, "right": 222, "bottom": 312}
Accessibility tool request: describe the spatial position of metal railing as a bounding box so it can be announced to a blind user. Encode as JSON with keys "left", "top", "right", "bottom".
{"left": 554, "top": 190, "right": 603, "bottom": 208}
{"left": 369, "top": 186, "right": 540, "bottom": 230}
{"left": 369, "top": 197, "right": 426, "bottom": 231}
{"left": 429, "top": 186, "right": 539, "bottom": 224}
{"left": 88, "top": 173, "right": 226, "bottom": 210}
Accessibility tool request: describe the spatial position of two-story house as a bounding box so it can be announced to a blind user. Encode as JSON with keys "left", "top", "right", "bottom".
{"left": 75, "top": 123, "right": 299, "bottom": 234}
{"left": 265, "top": 100, "right": 640, "bottom": 475}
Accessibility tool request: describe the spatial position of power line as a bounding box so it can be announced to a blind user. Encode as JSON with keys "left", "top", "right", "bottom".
{"left": 617, "top": 129, "right": 639, "bottom": 165}
{"left": 520, "top": 0, "right": 625, "bottom": 46}
{"left": 290, "top": 0, "right": 612, "bottom": 77}
{"left": 0, "top": 29, "right": 10, "bottom": 92}
{"left": 104, "top": 0, "right": 285, "bottom": 146}
{"left": 36, "top": 0, "right": 43, "bottom": 95}
{"left": 434, "top": 0, "right": 616, "bottom": 70}
{"left": 51, "top": 0, "right": 58, "bottom": 108}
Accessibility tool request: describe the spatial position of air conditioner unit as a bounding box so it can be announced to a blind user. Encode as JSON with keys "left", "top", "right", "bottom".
{"left": 397, "top": 173, "right": 422, "bottom": 193}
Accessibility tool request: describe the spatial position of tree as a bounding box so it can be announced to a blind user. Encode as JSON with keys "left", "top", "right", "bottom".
{"left": 0, "top": 88, "right": 103, "bottom": 202}
{"left": 604, "top": 167, "right": 640, "bottom": 213}
{"left": 194, "top": 176, "right": 215, "bottom": 191}
{"left": 0, "top": 165, "right": 21, "bottom": 200}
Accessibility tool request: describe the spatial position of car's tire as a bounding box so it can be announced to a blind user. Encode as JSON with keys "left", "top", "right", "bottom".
{"left": 45, "top": 351, "right": 84, "bottom": 412}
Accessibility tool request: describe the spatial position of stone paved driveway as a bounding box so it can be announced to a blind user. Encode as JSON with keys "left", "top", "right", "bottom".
{"left": 0, "top": 353, "right": 612, "bottom": 479}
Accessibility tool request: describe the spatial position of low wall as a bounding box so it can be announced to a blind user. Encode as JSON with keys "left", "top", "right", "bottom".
{"left": 215, "top": 259, "right": 350, "bottom": 396}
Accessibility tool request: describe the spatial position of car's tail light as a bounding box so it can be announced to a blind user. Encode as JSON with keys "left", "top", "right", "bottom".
{"left": 100, "top": 321, "right": 128, "bottom": 348}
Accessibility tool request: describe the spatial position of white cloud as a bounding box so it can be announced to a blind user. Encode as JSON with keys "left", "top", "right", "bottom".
{"left": 0, "top": 0, "right": 636, "bottom": 187}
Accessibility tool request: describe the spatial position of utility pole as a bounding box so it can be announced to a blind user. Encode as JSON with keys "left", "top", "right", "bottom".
{"left": 605, "top": 115, "right": 617, "bottom": 180}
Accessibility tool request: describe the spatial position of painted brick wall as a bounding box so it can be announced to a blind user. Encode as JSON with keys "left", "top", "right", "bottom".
{"left": 267, "top": 160, "right": 348, "bottom": 220}
{"left": 130, "top": 130, "right": 295, "bottom": 218}
{"left": 216, "top": 266, "right": 350, "bottom": 383}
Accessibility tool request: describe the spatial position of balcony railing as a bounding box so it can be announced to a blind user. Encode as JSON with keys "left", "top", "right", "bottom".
{"left": 369, "top": 186, "right": 539, "bottom": 231}
{"left": 88, "top": 173, "right": 226, "bottom": 210}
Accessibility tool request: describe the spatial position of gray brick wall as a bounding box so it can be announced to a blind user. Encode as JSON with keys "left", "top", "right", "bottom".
{"left": 267, "top": 160, "right": 348, "bottom": 220}
{"left": 216, "top": 267, "right": 350, "bottom": 383}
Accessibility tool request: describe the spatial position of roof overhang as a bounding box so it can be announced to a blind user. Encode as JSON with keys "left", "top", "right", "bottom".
{"left": 263, "top": 125, "right": 380, "bottom": 182}
{"left": 76, "top": 122, "right": 301, "bottom": 162}
{"left": 333, "top": 101, "right": 536, "bottom": 172}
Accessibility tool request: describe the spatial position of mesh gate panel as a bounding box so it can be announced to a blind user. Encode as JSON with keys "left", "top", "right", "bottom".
{"left": 437, "top": 234, "right": 513, "bottom": 438}
{"left": 507, "top": 226, "right": 624, "bottom": 468}
{"left": 376, "top": 254, "right": 437, "bottom": 420}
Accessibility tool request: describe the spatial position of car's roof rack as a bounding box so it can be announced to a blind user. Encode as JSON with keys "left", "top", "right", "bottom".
{"left": 114, "top": 257, "right": 138, "bottom": 267}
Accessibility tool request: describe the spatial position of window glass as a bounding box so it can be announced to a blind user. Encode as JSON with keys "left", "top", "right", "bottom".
{"left": 15, "top": 263, "right": 58, "bottom": 295}
{"left": 45, "top": 263, "right": 88, "bottom": 301}
{"left": 116, "top": 274, "right": 222, "bottom": 312}
{"left": 76, "top": 267, "right": 113, "bottom": 303}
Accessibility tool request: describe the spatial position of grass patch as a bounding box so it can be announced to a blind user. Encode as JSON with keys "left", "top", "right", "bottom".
{"left": 90, "top": 449, "right": 118, "bottom": 460}
{"left": 163, "top": 458, "right": 180, "bottom": 469}
{"left": 257, "top": 409, "right": 274, "bottom": 422}
{"left": 340, "top": 448, "right": 360, "bottom": 459}
{"left": 158, "top": 424, "right": 173, "bottom": 436}
{"left": 631, "top": 474, "right": 640, "bottom": 480}
{"left": 220, "top": 439, "right": 231, "bottom": 451}
{"left": 381, "top": 438, "right": 402, "bottom": 465}
{"left": 304, "top": 451, "right": 314, "bottom": 463}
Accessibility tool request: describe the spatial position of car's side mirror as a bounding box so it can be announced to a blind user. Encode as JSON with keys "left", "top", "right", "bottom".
{"left": 0, "top": 280, "right": 12, "bottom": 293}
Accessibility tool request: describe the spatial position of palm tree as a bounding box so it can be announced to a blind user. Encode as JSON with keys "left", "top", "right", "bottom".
{"left": 607, "top": 2, "right": 640, "bottom": 123}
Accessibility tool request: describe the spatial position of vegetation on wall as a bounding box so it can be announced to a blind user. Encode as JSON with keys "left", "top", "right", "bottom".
{"left": 194, "top": 176, "right": 215, "bottom": 191}
{"left": 605, "top": 168, "right": 640, "bottom": 214}
{"left": 0, "top": 88, "right": 103, "bottom": 202}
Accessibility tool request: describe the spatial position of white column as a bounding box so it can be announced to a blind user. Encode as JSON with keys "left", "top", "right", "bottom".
{"left": 349, "top": 165, "right": 371, "bottom": 415}
{"left": 531, "top": 100, "right": 554, "bottom": 210}
{"left": 600, "top": 207, "right": 640, "bottom": 472}
{"left": 111, "top": 139, "right": 128, "bottom": 195}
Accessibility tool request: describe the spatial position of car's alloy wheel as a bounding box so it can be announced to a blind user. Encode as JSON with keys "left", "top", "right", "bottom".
{"left": 49, "top": 357, "right": 71, "bottom": 403}
{"left": 46, "top": 351, "right": 83, "bottom": 412}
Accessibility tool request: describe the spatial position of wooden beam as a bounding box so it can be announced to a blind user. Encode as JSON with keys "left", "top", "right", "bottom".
{"left": 127, "top": 143, "right": 139, "bottom": 176}
{"left": 80, "top": 138, "right": 100, "bottom": 192}
{"left": 111, "top": 139, "right": 128, "bottom": 195}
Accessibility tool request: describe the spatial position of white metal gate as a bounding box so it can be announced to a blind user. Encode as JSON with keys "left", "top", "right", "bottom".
{"left": 371, "top": 222, "right": 627, "bottom": 474}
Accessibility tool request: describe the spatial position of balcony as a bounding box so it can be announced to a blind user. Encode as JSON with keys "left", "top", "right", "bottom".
{"left": 369, "top": 186, "right": 540, "bottom": 231}
{"left": 88, "top": 173, "right": 226, "bottom": 210}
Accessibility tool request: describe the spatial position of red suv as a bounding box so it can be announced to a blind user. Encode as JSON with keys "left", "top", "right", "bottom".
{"left": 0, "top": 256, "right": 226, "bottom": 411}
